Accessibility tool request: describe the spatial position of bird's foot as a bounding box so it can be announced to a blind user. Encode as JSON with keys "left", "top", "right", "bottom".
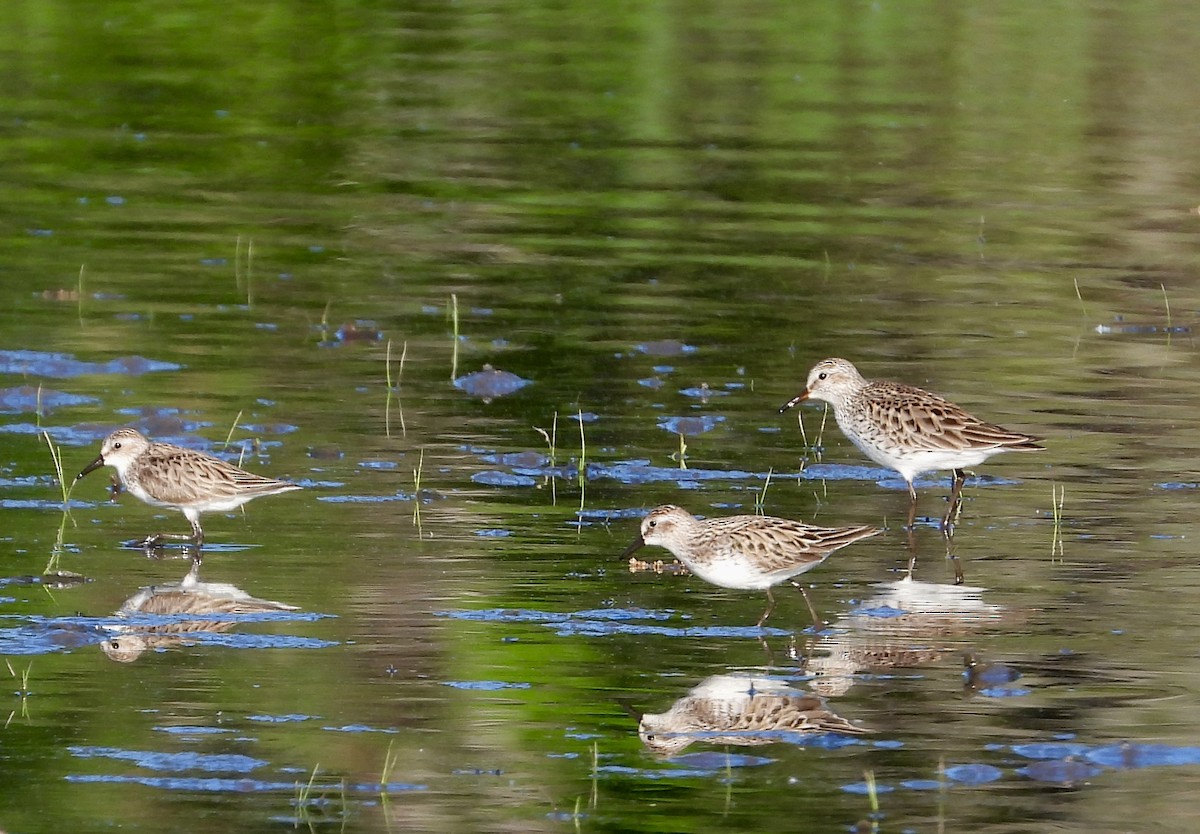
{"left": 129, "top": 533, "right": 200, "bottom": 560}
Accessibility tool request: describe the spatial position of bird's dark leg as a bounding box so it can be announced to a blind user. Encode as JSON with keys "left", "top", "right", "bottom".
{"left": 756, "top": 587, "right": 778, "bottom": 628}
{"left": 905, "top": 482, "right": 919, "bottom": 530}
{"left": 791, "top": 581, "right": 822, "bottom": 630}
{"left": 905, "top": 481, "right": 920, "bottom": 575}
{"left": 758, "top": 635, "right": 775, "bottom": 667}
{"left": 941, "top": 469, "right": 966, "bottom": 533}
{"left": 944, "top": 528, "right": 964, "bottom": 585}
{"left": 189, "top": 517, "right": 205, "bottom": 547}
{"left": 135, "top": 516, "right": 203, "bottom": 551}
{"left": 134, "top": 531, "right": 192, "bottom": 552}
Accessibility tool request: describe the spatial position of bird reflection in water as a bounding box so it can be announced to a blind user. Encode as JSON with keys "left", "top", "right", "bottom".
{"left": 101, "top": 561, "right": 299, "bottom": 662}
{"left": 802, "top": 576, "right": 1009, "bottom": 697}
{"left": 638, "top": 674, "right": 871, "bottom": 757}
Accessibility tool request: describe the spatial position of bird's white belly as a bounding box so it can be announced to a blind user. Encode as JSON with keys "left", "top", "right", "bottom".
{"left": 189, "top": 494, "right": 253, "bottom": 513}
{"left": 125, "top": 480, "right": 246, "bottom": 512}
{"left": 685, "top": 556, "right": 776, "bottom": 590}
{"left": 844, "top": 429, "right": 993, "bottom": 480}
{"left": 125, "top": 481, "right": 176, "bottom": 509}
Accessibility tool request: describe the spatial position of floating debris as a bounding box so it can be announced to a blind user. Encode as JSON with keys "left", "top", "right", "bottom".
{"left": 334, "top": 321, "right": 384, "bottom": 343}
{"left": 679, "top": 384, "right": 728, "bottom": 400}
{"left": 479, "top": 450, "right": 550, "bottom": 468}
{"left": 628, "top": 558, "right": 689, "bottom": 576}
{"left": 1019, "top": 758, "right": 1103, "bottom": 785}
{"left": 963, "top": 652, "right": 1022, "bottom": 688}
{"left": 657, "top": 415, "right": 725, "bottom": 436}
{"left": 453, "top": 365, "right": 532, "bottom": 403}
{"left": 306, "top": 445, "right": 345, "bottom": 460}
{"left": 471, "top": 470, "right": 537, "bottom": 487}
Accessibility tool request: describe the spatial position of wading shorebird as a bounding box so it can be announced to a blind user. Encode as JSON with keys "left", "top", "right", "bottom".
{"left": 622, "top": 505, "right": 880, "bottom": 627}
{"left": 780, "top": 358, "right": 1042, "bottom": 530}
{"left": 76, "top": 428, "right": 302, "bottom": 548}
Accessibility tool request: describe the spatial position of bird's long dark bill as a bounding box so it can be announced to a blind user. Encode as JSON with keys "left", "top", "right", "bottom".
{"left": 621, "top": 535, "right": 646, "bottom": 559}
{"left": 778, "top": 389, "right": 811, "bottom": 413}
{"left": 75, "top": 455, "right": 105, "bottom": 483}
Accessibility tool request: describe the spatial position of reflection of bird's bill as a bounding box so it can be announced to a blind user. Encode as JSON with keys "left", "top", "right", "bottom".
{"left": 613, "top": 697, "right": 642, "bottom": 720}
{"left": 620, "top": 534, "right": 646, "bottom": 559}
{"left": 777, "top": 389, "right": 810, "bottom": 413}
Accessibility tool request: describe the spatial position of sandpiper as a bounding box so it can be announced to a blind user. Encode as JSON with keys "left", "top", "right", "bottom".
{"left": 75, "top": 428, "right": 302, "bottom": 547}
{"left": 779, "top": 358, "right": 1042, "bottom": 529}
{"left": 622, "top": 504, "right": 880, "bottom": 627}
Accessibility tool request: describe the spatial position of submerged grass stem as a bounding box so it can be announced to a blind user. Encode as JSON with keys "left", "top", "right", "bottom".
{"left": 755, "top": 468, "right": 773, "bottom": 515}
{"left": 223, "top": 411, "right": 244, "bottom": 452}
{"left": 42, "top": 431, "right": 72, "bottom": 509}
{"left": 1050, "top": 483, "right": 1065, "bottom": 559}
{"left": 449, "top": 293, "right": 460, "bottom": 381}
{"left": 534, "top": 411, "right": 559, "bottom": 505}
{"left": 412, "top": 449, "right": 425, "bottom": 531}
{"left": 1162, "top": 283, "right": 1172, "bottom": 347}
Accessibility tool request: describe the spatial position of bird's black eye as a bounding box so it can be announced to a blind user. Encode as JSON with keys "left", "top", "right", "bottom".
{"left": 648, "top": 519, "right": 657, "bottom": 528}
{"left": 113, "top": 442, "right": 122, "bottom": 450}
{"left": 818, "top": 372, "right": 827, "bottom": 381}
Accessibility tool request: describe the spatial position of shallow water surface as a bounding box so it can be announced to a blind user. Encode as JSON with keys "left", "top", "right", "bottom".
{"left": 2, "top": 2, "right": 1200, "bottom": 832}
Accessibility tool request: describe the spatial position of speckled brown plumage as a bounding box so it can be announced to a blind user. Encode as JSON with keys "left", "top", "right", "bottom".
{"left": 779, "top": 358, "right": 1042, "bottom": 527}
{"left": 76, "top": 427, "right": 301, "bottom": 546}
{"left": 623, "top": 505, "right": 880, "bottom": 626}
